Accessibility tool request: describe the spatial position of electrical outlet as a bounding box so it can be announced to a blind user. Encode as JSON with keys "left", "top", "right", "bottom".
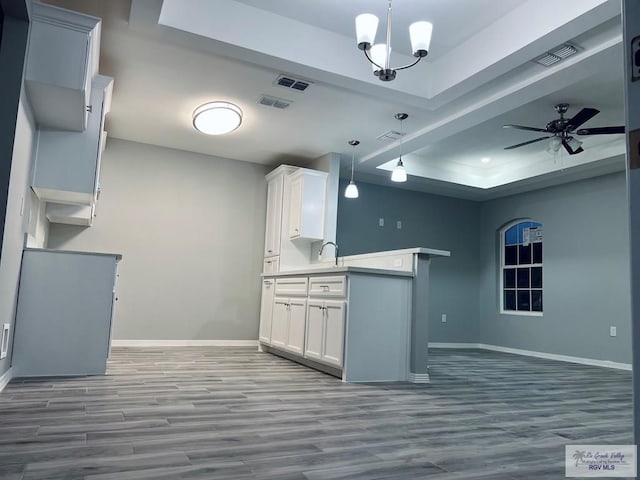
{"left": 610, "top": 326, "right": 617, "bottom": 337}
{"left": 378, "top": 218, "right": 384, "bottom": 227}
{"left": 393, "top": 258, "right": 402, "bottom": 267}
{"left": 396, "top": 220, "right": 402, "bottom": 229}
{"left": 441, "top": 314, "right": 447, "bottom": 323}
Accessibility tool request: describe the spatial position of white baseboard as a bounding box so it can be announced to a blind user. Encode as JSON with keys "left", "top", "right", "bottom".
{"left": 428, "top": 342, "right": 632, "bottom": 371}
{"left": 0, "top": 367, "right": 13, "bottom": 393}
{"left": 111, "top": 340, "right": 259, "bottom": 347}
{"left": 408, "top": 372, "right": 430, "bottom": 384}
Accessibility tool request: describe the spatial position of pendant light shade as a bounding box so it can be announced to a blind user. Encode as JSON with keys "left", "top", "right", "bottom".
{"left": 391, "top": 159, "right": 407, "bottom": 182}
{"left": 390, "top": 113, "right": 408, "bottom": 183}
{"left": 409, "top": 21, "right": 433, "bottom": 57}
{"left": 345, "top": 181, "right": 359, "bottom": 198}
{"left": 345, "top": 140, "right": 360, "bottom": 199}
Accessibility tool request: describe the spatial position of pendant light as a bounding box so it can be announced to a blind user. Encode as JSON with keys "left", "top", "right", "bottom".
{"left": 345, "top": 140, "right": 360, "bottom": 199}
{"left": 391, "top": 113, "right": 408, "bottom": 182}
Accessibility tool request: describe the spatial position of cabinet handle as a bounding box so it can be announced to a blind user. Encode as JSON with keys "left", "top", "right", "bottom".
{"left": 86, "top": 105, "right": 93, "bottom": 113}
{"left": 266, "top": 260, "right": 272, "bottom": 264}
{"left": 268, "top": 249, "right": 273, "bottom": 253}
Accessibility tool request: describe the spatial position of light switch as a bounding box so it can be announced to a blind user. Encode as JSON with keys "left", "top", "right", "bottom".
{"left": 396, "top": 220, "right": 402, "bottom": 229}
{"left": 379, "top": 218, "right": 384, "bottom": 227}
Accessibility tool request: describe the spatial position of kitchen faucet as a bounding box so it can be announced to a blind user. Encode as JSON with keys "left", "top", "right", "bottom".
{"left": 319, "top": 241, "right": 339, "bottom": 266}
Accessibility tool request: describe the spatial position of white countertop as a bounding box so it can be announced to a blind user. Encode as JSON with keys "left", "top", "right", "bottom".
{"left": 261, "top": 266, "right": 414, "bottom": 278}
{"left": 24, "top": 248, "right": 123, "bottom": 261}
{"left": 342, "top": 247, "right": 451, "bottom": 260}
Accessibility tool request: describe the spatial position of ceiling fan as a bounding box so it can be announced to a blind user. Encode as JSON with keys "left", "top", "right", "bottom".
{"left": 503, "top": 103, "right": 625, "bottom": 155}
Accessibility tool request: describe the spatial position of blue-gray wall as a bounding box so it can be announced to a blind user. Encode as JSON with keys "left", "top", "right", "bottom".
{"left": 337, "top": 181, "right": 481, "bottom": 343}
{"left": 337, "top": 173, "right": 632, "bottom": 364}
{"left": 478, "top": 171, "right": 631, "bottom": 364}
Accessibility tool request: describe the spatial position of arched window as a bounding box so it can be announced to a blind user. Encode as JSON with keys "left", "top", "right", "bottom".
{"left": 500, "top": 220, "right": 543, "bottom": 314}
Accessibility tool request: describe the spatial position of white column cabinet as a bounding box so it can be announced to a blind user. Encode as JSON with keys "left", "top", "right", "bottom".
{"left": 258, "top": 279, "right": 275, "bottom": 344}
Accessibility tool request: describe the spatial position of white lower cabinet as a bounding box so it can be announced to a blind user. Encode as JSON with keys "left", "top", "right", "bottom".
{"left": 271, "top": 296, "right": 307, "bottom": 354}
{"left": 305, "top": 299, "right": 345, "bottom": 368}
{"left": 258, "top": 279, "right": 275, "bottom": 344}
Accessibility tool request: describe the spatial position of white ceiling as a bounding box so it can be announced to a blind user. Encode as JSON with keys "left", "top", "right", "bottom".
{"left": 42, "top": 0, "right": 626, "bottom": 200}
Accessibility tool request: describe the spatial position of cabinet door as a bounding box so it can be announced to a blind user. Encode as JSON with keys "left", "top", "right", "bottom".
{"left": 288, "top": 176, "right": 303, "bottom": 238}
{"left": 271, "top": 297, "right": 289, "bottom": 349}
{"left": 264, "top": 176, "right": 283, "bottom": 257}
{"left": 305, "top": 299, "right": 324, "bottom": 361}
{"left": 286, "top": 298, "right": 307, "bottom": 355}
{"left": 322, "top": 300, "right": 346, "bottom": 367}
{"left": 258, "top": 279, "right": 275, "bottom": 344}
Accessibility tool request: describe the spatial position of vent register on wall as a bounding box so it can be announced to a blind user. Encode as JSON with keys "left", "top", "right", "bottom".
{"left": 25, "top": 3, "right": 113, "bottom": 226}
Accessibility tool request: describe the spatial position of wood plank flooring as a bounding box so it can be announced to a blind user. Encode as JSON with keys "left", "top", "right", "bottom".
{"left": 0, "top": 347, "right": 632, "bottom": 479}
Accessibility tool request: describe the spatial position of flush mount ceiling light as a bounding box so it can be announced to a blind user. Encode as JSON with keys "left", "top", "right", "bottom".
{"left": 391, "top": 113, "right": 408, "bottom": 183}
{"left": 355, "top": 0, "right": 433, "bottom": 81}
{"left": 192, "top": 102, "right": 242, "bottom": 135}
{"left": 345, "top": 140, "right": 360, "bottom": 199}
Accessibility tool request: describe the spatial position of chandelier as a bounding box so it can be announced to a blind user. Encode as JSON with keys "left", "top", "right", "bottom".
{"left": 355, "top": 0, "right": 433, "bottom": 81}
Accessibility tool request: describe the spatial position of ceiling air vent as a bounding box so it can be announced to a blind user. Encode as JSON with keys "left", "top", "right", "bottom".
{"left": 275, "top": 74, "right": 312, "bottom": 92}
{"left": 257, "top": 95, "right": 292, "bottom": 109}
{"left": 377, "top": 130, "right": 405, "bottom": 142}
{"left": 534, "top": 43, "right": 579, "bottom": 67}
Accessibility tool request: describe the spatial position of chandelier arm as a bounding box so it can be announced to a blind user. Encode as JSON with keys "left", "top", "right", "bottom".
{"left": 363, "top": 48, "right": 385, "bottom": 71}
{"left": 393, "top": 56, "right": 423, "bottom": 72}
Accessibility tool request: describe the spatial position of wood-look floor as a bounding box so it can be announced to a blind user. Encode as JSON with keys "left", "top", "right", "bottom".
{"left": 0, "top": 347, "right": 632, "bottom": 479}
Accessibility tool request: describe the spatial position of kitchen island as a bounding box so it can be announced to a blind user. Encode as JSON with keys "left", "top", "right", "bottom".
{"left": 259, "top": 248, "right": 450, "bottom": 383}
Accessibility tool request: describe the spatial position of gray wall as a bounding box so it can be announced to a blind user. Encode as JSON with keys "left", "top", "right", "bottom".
{"left": 0, "top": 3, "right": 33, "bottom": 378}
{"left": 48, "top": 138, "right": 269, "bottom": 341}
{"left": 336, "top": 180, "right": 481, "bottom": 343}
{"left": 478, "top": 171, "right": 631, "bottom": 364}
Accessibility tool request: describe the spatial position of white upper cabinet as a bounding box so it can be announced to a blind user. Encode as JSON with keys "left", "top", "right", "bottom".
{"left": 25, "top": 2, "right": 101, "bottom": 131}
{"left": 264, "top": 174, "right": 284, "bottom": 257}
{"left": 32, "top": 75, "right": 113, "bottom": 220}
{"left": 287, "top": 169, "right": 327, "bottom": 241}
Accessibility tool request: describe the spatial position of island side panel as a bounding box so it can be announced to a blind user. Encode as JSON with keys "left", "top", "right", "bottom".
{"left": 343, "top": 273, "right": 412, "bottom": 382}
{"left": 410, "top": 255, "right": 431, "bottom": 381}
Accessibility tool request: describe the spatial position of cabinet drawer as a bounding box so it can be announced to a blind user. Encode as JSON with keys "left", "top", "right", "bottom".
{"left": 308, "top": 276, "right": 346, "bottom": 297}
{"left": 263, "top": 257, "right": 279, "bottom": 274}
{"left": 275, "top": 277, "right": 308, "bottom": 296}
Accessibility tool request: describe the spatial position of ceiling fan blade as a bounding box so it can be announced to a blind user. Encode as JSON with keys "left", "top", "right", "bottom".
{"left": 562, "top": 138, "right": 584, "bottom": 155}
{"left": 576, "top": 126, "right": 625, "bottom": 135}
{"left": 504, "top": 136, "right": 552, "bottom": 150}
{"left": 566, "top": 107, "right": 600, "bottom": 130}
{"left": 503, "top": 124, "right": 548, "bottom": 133}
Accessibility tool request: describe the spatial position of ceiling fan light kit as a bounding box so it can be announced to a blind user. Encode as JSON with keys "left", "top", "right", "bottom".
{"left": 355, "top": 0, "right": 432, "bottom": 82}
{"left": 503, "top": 103, "right": 624, "bottom": 155}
